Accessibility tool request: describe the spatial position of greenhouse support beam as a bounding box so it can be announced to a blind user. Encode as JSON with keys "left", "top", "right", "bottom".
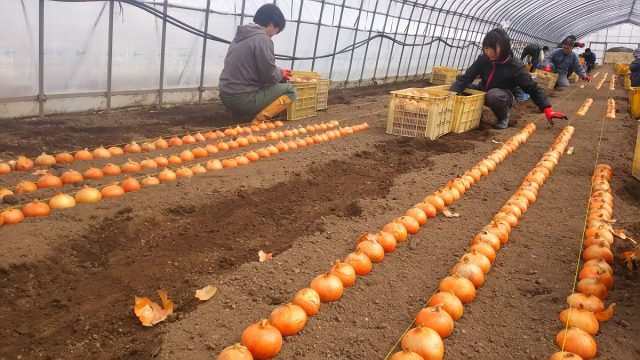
{"left": 328, "top": 0, "right": 347, "bottom": 79}
{"left": 358, "top": 0, "right": 381, "bottom": 82}
{"left": 413, "top": 6, "right": 434, "bottom": 78}
{"left": 373, "top": 0, "right": 394, "bottom": 79}
{"left": 345, "top": 0, "right": 365, "bottom": 83}
{"left": 158, "top": 0, "right": 168, "bottom": 106}
{"left": 422, "top": 3, "right": 446, "bottom": 77}
{"left": 405, "top": 4, "right": 427, "bottom": 79}
{"left": 384, "top": 0, "right": 408, "bottom": 80}
{"left": 310, "top": 0, "right": 326, "bottom": 71}
{"left": 107, "top": 0, "right": 114, "bottom": 114}
{"left": 38, "top": 0, "right": 44, "bottom": 119}
{"left": 239, "top": 0, "right": 246, "bottom": 25}
{"left": 198, "top": 0, "right": 212, "bottom": 104}
{"left": 290, "top": 0, "right": 305, "bottom": 70}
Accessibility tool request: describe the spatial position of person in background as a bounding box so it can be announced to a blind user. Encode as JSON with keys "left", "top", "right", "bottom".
{"left": 630, "top": 48, "right": 640, "bottom": 87}
{"left": 218, "top": 4, "right": 296, "bottom": 125}
{"left": 556, "top": 35, "right": 585, "bottom": 49}
{"left": 581, "top": 48, "right": 596, "bottom": 73}
{"left": 543, "top": 37, "right": 591, "bottom": 88}
{"left": 520, "top": 43, "right": 544, "bottom": 72}
{"left": 450, "top": 28, "right": 567, "bottom": 129}
{"left": 542, "top": 45, "right": 550, "bottom": 57}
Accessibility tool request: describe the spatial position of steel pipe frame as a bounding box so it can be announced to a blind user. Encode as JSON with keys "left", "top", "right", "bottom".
{"left": 421, "top": 1, "right": 446, "bottom": 77}
{"left": 158, "top": 0, "right": 168, "bottom": 105}
{"left": 290, "top": 0, "right": 305, "bottom": 70}
{"left": 198, "top": 0, "right": 211, "bottom": 103}
{"left": 38, "top": 0, "right": 44, "bottom": 119}
{"left": 412, "top": 6, "right": 434, "bottom": 77}
{"left": 345, "top": 0, "right": 365, "bottom": 83}
{"left": 328, "top": 0, "right": 347, "bottom": 79}
{"left": 310, "top": 0, "right": 326, "bottom": 71}
{"left": 434, "top": 0, "right": 469, "bottom": 68}
{"left": 372, "top": 0, "right": 394, "bottom": 79}
{"left": 107, "top": 0, "right": 114, "bottom": 113}
{"left": 390, "top": 1, "right": 417, "bottom": 80}
{"left": 404, "top": 3, "right": 428, "bottom": 79}
{"left": 444, "top": 0, "right": 475, "bottom": 68}
{"left": 358, "top": 0, "right": 381, "bottom": 82}
{"left": 383, "top": 0, "right": 408, "bottom": 80}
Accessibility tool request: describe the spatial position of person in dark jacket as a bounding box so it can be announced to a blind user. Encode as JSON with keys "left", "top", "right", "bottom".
{"left": 219, "top": 4, "right": 296, "bottom": 124}
{"left": 630, "top": 48, "right": 640, "bottom": 87}
{"left": 544, "top": 37, "right": 591, "bottom": 88}
{"left": 450, "top": 28, "right": 566, "bottom": 129}
{"left": 520, "top": 44, "right": 544, "bottom": 72}
{"left": 581, "top": 48, "right": 596, "bottom": 73}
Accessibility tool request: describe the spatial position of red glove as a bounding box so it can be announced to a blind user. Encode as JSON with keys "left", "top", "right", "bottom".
{"left": 545, "top": 65, "right": 552, "bottom": 72}
{"left": 543, "top": 107, "right": 568, "bottom": 126}
{"left": 582, "top": 75, "right": 591, "bottom": 82}
{"left": 576, "top": 42, "right": 585, "bottom": 48}
{"left": 282, "top": 69, "right": 291, "bottom": 80}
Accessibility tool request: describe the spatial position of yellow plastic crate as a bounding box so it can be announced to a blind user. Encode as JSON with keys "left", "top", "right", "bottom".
{"left": 316, "top": 79, "right": 330, "bottom": 111}
{"left": 386, "top": 88, "right": 455, "bottom": 140}
{"left": 569, "top": 73, "right": 579, "bottom": 83}
{"left": 616, "top": 64, "right": 630, "bottom": 75}
{"left": 634, "top": 125, "right": 640, "bottom": 180}
{"left": 534, "top": 69, "right": 558, "bottom": 89}
{"left": 290, "top": 70, "right": 321, "bottom": 79}
{"left": 524, "top": 64, "right": 532, "bottom": 71}
{"left": 283, "top": 82, "right": 318, "bottom": 121}
{"left": 429, "top": 85, "right": 486, "bottom": 133}
{"left": 430, "top": 66, "right": 459, "bottom": 85}
{"left": 624, "top": 75, "right": 631, "bottom": 90}
{"left": 630, "top": 87, "right": 640, "bottom": 118}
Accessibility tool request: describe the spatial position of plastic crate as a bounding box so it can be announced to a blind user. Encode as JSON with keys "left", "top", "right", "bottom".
{"left": 524, "top": 64, "right": 532, "bottom": 71}
{"left": 316, "top": 79, "right": 330, "bottom": 111}
{"left": 290, "top": 70, "right": 321, "bottom": 79}
{"left": 428, "top": 85, "right": 486, "bottom": 133}
{"left": 430, "top": 66, "right": 459, "bottom": 85}
{"left": 624, "top": 75, "right": 631, "bottom": 90}
{"left": 630, "top": 87, "right": 640, "bottom": 118}
{"left": 282, "top": 82, "right": 318, "bottom": 121}
{"left": 534, "top": 69, "right": 559, "bottom": 89}
{"left": 386, "top": 88, "right": 455, "bottom": 140}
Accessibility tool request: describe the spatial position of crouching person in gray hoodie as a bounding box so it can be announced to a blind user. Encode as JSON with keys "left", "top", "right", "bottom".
{"left": 218, "top": 4, "right": 296, "bottom": 124}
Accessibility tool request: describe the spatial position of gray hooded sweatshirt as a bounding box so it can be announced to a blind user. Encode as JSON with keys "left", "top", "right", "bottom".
{"left": 218, "top": 24, "right": 284, "bottom": 94}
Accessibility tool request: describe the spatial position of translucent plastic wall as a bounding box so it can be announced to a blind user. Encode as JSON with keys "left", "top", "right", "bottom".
{"left": 1, "top": 0, "right": 636, "bottom": 118}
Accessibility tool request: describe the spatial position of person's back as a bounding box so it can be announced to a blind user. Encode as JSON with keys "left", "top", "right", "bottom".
{"left": 630, "top": 49, "right": 640, "bottom": 87}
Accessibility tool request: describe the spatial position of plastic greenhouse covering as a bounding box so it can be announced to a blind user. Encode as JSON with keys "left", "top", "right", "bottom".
{"left": 1, "top": 0, "right": 640, "bottom": 118}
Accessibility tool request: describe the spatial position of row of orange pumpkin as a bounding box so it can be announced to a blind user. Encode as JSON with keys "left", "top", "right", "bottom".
{"left": 0, "top": 124, "right": 368, "bottom": 229}
{"left": 217, "top": 123, "right": 539, "bottom": 360}
{"left": 550, "top": 164, "right": 617, "bottom": 360}
{"left": 0, "top": 121, "right": 343, "bottom": 200}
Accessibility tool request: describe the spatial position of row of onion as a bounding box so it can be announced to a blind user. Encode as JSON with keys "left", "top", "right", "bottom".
{"left": 0, "top": 121, "right": 343, "bottom": 197}
{"left": 550, "top": 163, "right": 616, "bottom": 360}
{"left": 594, "top": 74, "right": 608, "bottom": 90}
{"left": 0, "top": 120, "right": 286, "bottom": 175}
{"left": 390, "top": 125, "right": 575, "bottom": 360}
{"left": 0, "top": 124, "right": 368, "bottom": 229}
{"left": 218, "top": 123, "right": 539, "bottom": 360}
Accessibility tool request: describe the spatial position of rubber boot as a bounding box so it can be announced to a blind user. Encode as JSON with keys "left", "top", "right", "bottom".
{"left": 494, "top": 117, "right": 509, "bottom": 129}
{"left": 252, "top": 95, "right": 292, "bottom": 124}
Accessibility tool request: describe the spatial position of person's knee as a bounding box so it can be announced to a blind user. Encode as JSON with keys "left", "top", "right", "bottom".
{"left": 486, "top": 89, "right": 508, "bottom": 107}
{"left": 285, "top": 85, "right": 297, "bottom": 102}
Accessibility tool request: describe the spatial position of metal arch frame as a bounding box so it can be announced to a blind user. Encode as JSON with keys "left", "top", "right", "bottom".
{"left": 575, "top": 19, "right": 640, "bottom": 39}
{"left": 457, "top": 0, "right": 494, "bottom": 69}
{"left": 290, "top": 0, "right": 305, "bottom": 70}
{"left": 482, "top": 0, "right": 556, "bottom": 43}
{"left": 430, "top": 1, "right": 461, "bottom": 68}
{"left": 328, "top": 0, "right": 347, "bottom": 79}
{"left": 310, "top": 0, "right": 326, "bottom": 71}
{"left": 403, "top": 3, "right": 427, "bottom": 79}
{"left": 392, "top": 1, "right": 418, "bottom": 80}
{"left": 437, "top": 0, "right": 471, "bottom": 67}
{"left": 412, "top": 5, "right": 435, "bottom": 77}
{"left": 525, "top": 5, "right": 630, "bottom": 40}
{"left": 546, "top": 10, "right": 632, "bottom": 40}
{"left": 421, "top": 0, "right": 447, "bottom": 76}
{"left": 383, "top": 0, "right": 408, "bottom": 79}
{"left": 358, "top": 0, "right": 381, "bottom": 82}
{"left": 344, "top": 0, "right": 365, "bottom": 82}
{"left": 449, "top": 0, "right": 484, "bottom": 69}
{"left": 372, "top": 0, "right": 394, "bottom": 79}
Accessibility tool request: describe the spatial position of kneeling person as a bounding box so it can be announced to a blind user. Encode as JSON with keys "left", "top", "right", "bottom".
{"left": 218, "top": 4, "right": 296, "bottom": 124}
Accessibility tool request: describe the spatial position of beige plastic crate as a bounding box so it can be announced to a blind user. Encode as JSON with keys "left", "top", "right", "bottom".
{"left": 429, "top": 85, "right": 486, "bottom": 133}
{"left": 430, "top": 66, "right": 459, "bottom": 85}
{"left": 386, "top": 88, "right": 455, "bottom": 140}
{"left": 534, "top": 69, "right": 559, "bottom": 89}
{"left": 316, "top": 79, "right": 330, "bottom": 111}
{"left": 284, "top": 82, "right": 318, "bottom": 121}
{"left": 634, "top": 125, "right": 640, "bottom": 180}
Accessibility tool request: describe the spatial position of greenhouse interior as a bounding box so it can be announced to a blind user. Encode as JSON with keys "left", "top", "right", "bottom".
{"left": 0, "top": 0, "right": 639, "bottom": 359}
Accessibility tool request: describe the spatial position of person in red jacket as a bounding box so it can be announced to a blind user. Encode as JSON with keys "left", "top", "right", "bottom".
{"left": 449, "top": 28, "right": 566, "bottom": 129}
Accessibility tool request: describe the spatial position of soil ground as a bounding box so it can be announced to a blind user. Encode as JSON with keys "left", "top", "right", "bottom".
{"left": 0, "top": 71, "right": 638, "bottom": 360}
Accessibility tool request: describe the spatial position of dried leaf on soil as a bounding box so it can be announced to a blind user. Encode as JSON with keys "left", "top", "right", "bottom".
{"left": 195, "top": 285, "right": 218, "bottom": 301}
{"left": 613, "top": 230, "right": 638, "bottom": 244}
{"left": 621, "top": 251, "right": 637, "bottom": 271}
{"left": 259, "top": 250, "right": 273, "bottom": 262}
{"left": 491, "top": 140, "right": 505, "bottom": 145}
{"left": 31, "top": 169, "right": 49, "bottom": 175}
{"left": 134, "top": 290, "right": 174, "bottom": 327}
{"left": 443, "top": 207, "right": 460, "bottom": 218}
{"left": 594, "top": 303, "right": 616, "bottom": 321}
{"left": 567, "top": 146, "right": 574, "bottom": 154}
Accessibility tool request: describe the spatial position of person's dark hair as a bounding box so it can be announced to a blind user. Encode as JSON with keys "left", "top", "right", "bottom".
{"left": 254, "top": 4, "right": 286, "bottom": 32}
{"left": 585, "top": 48, "right": 591, "bottom": 53}
{"left": 542, "top": 45, "right": 549, "bottom": 51}
{"left": 482, "top": 28, "right": 512, "bottom": 61}
{"left": 561, "top": 35, "right": 576, "bottom": 46}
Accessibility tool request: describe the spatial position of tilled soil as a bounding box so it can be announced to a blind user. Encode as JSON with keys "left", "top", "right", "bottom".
{"left": 0, "top": 73, "right": 638, "bottom": 360}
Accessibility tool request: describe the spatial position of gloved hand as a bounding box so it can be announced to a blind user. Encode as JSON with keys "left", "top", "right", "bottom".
{"left": 544, "top": 65, "right": 552, "bottom": 72}
{"left": 582, "top": 75, "right": 591, "bottom": 82}
{"left": 282, "top": 69, "right": 291, "bottom": 80}
{"left": 543, "top": 107, "right": 568, "bottom": 126}
{"left": 576, "top": 42, "right": 585, "bottom": 48}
